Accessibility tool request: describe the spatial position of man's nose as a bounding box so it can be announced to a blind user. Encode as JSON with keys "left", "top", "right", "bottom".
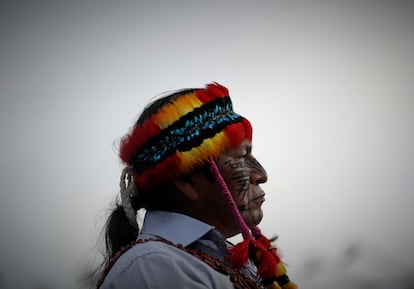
{"left": 248, "top": 157, "right": 268, "bottom": 185}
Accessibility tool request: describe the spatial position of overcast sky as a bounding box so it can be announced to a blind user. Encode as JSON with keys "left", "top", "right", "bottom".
{"left": 1, "top": 1, "right": 414, "bottom": 289}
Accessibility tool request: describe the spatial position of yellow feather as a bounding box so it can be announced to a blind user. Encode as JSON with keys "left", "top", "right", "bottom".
{"left": 156, "top": 93, "right": 202, "bottom": 129}
{"left": 179, "top": 131, "right": 230, "bottom": 173}
{"left": 266, "top": 282, "right": 282, "bottom": 289}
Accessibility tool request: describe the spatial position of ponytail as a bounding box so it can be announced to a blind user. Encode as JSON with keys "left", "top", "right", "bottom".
{"left": 104, "top": 167, "right": 140, "bottom": 260}
{"left": 104, "top": 204, "right": 139, "bottom": 259}
{"left": 80, "top": 202, "right": 139, "bottom": 289}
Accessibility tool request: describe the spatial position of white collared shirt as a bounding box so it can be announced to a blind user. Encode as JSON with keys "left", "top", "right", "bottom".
{"left": 100, "top": 210, "right": 244, "bottom": 289}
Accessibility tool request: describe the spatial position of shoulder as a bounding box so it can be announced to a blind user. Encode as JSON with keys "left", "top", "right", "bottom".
{"left": 100, "top": 240, "right": 233, "bottom": 289}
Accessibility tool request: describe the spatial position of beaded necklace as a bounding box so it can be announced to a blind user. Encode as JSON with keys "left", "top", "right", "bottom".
{"left": 97, "top": 238, "right": 263, "bottom": 289}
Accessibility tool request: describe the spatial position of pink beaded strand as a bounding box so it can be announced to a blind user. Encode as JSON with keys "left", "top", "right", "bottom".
{"left": 209, "top": 160, "right": 253, "bottom": 240}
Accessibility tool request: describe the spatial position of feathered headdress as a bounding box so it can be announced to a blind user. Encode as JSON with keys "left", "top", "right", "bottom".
{"left": 119, "top": 82, "right": 252, "bottom": 190}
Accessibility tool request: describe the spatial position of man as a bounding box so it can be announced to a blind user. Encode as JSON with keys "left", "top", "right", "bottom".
{"left": 97, "top": 83, "right": 296, "bottom": 289}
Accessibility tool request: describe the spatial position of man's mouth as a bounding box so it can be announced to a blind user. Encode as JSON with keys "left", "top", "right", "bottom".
{"left": 237, "top": 194, "right": 265, "bottom": 212}
{"left": 248, "top": 194, "right": 266, "bottom": 208}
{"left": 250, "top": 193, "right": 265, "bottom": 202}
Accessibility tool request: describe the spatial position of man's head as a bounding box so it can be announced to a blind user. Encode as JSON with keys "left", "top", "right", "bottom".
{"left": 119, "top": 82, "right": 267, "bottom": 236}
{"left": 108, "top": 83, "right": 296, "bottom": 288}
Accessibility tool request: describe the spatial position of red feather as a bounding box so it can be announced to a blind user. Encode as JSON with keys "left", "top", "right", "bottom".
{"left": 206, "top": 82, "right": 229, "bottom": 98}
{"left": 229, "top": 239, "right": 251, "bottom": 268}
{"left": 250, "top": 240, "right": 278, "bottom": 280}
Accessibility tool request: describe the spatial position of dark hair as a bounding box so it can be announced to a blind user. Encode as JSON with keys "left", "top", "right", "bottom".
{"left": 103, "top": 165, "right": 212, "bottom": 260}
{"left": 103, "top": 90, "right": 196, "bottom": 258}
{"left": 102, "top": 88, "right": 212, "bottom": 259}
{"left": 104, "top": 205, "right": 138, "bottom": 259}
{"left": 89, "top": 88, "right": 218, "bottom": 288}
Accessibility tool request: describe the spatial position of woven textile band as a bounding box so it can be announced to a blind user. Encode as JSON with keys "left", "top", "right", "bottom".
{"left": 119, "top": 83, "right": 252, "bottom": 190}
{"left": 131, "top": 96, "right": 243, "bottom": 174}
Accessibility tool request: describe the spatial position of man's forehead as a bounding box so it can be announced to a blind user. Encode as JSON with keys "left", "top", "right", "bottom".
{"left": 229, "top": 141, "right": 252, "bottom": 152}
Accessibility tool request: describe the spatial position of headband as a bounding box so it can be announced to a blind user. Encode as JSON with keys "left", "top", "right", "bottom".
{"left": 119, "top": 82, "right": 252, "bottom": 190}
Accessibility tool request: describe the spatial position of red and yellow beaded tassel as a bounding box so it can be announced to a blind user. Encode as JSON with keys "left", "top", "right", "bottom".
{"left": 210, "top": 161, "right": 297, "bottom": 289}
{"left": 251, "top": 227, "right": 297, "bottom": 289}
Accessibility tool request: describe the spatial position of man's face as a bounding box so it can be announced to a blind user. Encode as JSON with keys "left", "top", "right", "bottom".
{"left": 215, "top": 140, "right": 268, "bottom": 229}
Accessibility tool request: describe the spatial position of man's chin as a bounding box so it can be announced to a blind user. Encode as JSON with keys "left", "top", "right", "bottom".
{"left": 244, "top": 210, "right": 263, "bottom": 228}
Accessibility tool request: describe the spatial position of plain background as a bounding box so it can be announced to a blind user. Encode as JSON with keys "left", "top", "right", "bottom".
{"left": 1, "top": 1, "right": 413, "bottom": 288}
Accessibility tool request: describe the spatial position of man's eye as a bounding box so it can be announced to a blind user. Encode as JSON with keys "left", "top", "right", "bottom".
{"left": 239, "top": 152, "right": 248, "bottom": 158}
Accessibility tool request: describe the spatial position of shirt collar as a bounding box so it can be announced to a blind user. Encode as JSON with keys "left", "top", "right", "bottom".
{"left": 140, "top": 210, "right": 214, "bottom": 247}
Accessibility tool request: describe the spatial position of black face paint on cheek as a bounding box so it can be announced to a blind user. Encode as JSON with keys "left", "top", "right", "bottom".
{"left": 223, "top": 159, "right": 249, "bottom": 198}
{"left": 241, "top": 158, "right": 265, "bottom": 226}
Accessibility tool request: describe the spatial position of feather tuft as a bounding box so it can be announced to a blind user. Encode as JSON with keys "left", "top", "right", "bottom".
{"left": 250, "top": 240, "right": 278, "bottom": 280}
{"left": 228, "top": 239, "right": 251, "bottom": 268}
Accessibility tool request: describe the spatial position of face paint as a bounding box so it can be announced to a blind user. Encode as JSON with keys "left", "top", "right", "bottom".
{"left": 217, "top": 142, "right": 267, "bottom": 229}
{"left": 223, "top": 159, "right": 249, "bottom": 198}
{"left": 246, "top": 157, "right": 267, "bottom": 178}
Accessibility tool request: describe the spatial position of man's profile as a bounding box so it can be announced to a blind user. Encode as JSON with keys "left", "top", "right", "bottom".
{"left": 96, "top": 82, "right": 297, "bottom": 289}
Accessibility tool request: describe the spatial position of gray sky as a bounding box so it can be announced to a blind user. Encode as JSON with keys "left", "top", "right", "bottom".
{"left": 1, "top": 1, "right": 413, "bottom": 288}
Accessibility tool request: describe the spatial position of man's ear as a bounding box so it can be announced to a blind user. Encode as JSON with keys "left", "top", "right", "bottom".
{"left": 172, "top": 175, "right": 199, "bottom": 201}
